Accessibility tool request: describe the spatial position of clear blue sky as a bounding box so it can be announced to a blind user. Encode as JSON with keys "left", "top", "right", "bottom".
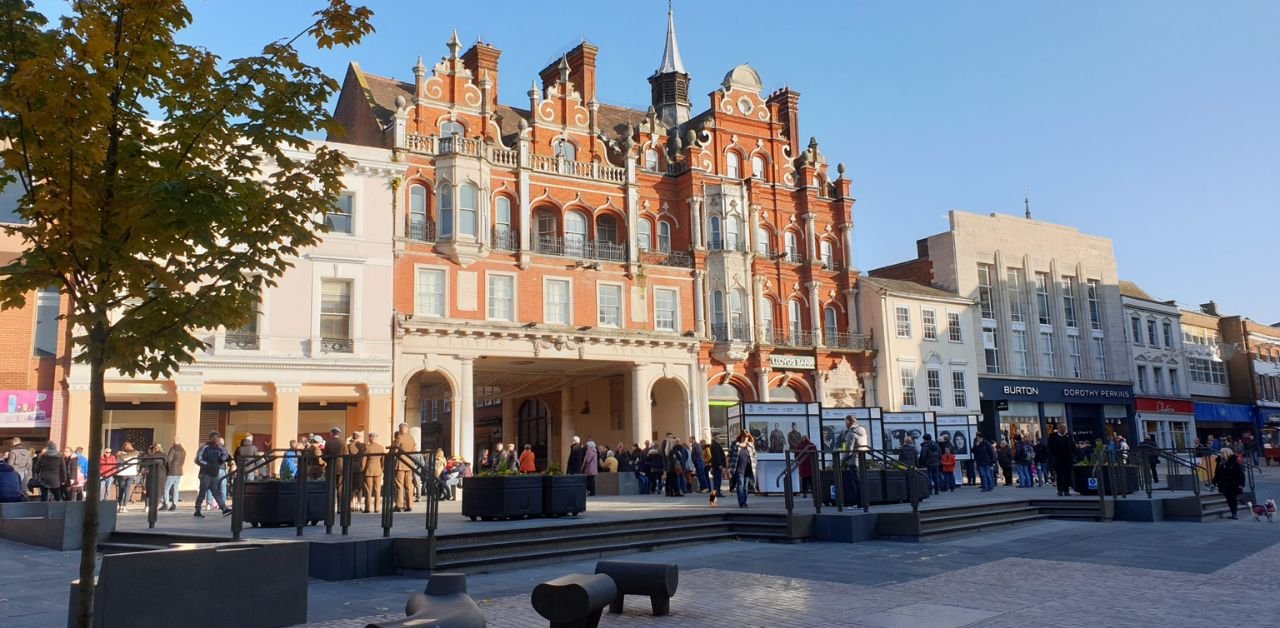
{"left": 36, "top": 1, "right": 1280, "bottom": 321}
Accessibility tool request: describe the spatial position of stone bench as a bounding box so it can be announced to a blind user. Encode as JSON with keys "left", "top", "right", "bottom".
{"left": 530, "top": 573, "right": 616, "bottom": 628}
{"left": 366, "top": 573, "right": 485, "bottom": 628}
{"left": 594, "top": 560, "right": 679, "bottom": 616}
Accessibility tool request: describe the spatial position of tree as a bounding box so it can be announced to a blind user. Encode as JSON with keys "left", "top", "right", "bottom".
{"left": 0, "top": 1, "right": 373, "bottom": 625}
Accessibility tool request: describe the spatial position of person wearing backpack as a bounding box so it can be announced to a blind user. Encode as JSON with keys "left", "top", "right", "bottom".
{"left": 1013, "top": 435, "right": 1034, "bottom": 488}
{"left": 919, "top": 434, "right": 942, "bottom": 496}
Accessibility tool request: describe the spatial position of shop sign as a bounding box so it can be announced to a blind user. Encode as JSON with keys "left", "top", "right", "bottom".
{"left": 1135, "top": 398, "right": 1194, "bottom": 415}
{"left": 743, "top": 402, "right": 810, "bottom": 416}
{"left": 1062, "top": 388, "right": 1131, "bottom": 399}
{"left": 0, "top": 390, "right": 52, "bottom": 428}
{"left": 769, "top": 355, "right": 816, "bottom": 370}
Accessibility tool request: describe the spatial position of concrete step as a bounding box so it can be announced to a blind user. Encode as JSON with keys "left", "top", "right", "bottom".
{"left": 430, "top": 529, "right": 739, "bottom": 572}
{"left": 921, "top": 514, "right": 1049, "bottom": 540}
{"left": 921, "top": 505, "right": 1043, "bottom": 530}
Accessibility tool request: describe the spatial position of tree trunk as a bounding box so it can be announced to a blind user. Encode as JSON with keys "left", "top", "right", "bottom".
{"left": 75, "top": 325, "right": 108, "bottom": 628}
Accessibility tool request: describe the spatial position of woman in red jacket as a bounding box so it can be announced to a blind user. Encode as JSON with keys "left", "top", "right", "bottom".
{"left": 99, "top": 449, "right": 117, "bottom": 501}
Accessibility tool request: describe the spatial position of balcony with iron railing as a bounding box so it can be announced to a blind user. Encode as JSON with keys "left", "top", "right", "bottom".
{"left": 782, "top": 249, "right": 805, "bottom": 264}
{"left": 711, "top": 322, "right": 752, "bottom": 343}
{"left": 638, "top": 248, "right": 693, "bottom": 268}
{"left": 708, "top": 234, "right": 746, "bottom": 252}
{"left": 535, "top": 235, "right": 627, "bottom": 263}
{"left": 491, "top": 228, "right": 517, "bottom": 252}
{"left": 821, "top": 258, "right": 845, "bottom": 272}
{"left": 528, "top": 154, "right": 627, "bottom": 184}
{"left": 772, "top": 328, "right": 817, "bottom": 347}
{"left": 407, "top": 219, "right": 437, "bottom": 243}
{"left": 827, "top": 332, "right": 872, "bottom": 351}
{"left": 224, "top": 330, "right": 260, "bottom": 351}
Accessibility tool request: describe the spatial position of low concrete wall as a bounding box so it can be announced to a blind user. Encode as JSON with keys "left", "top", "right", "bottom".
{"left": 70, "top": 541, "right": 308, "bottom": 628}
{"left": 813, "top": 513, "right": 879, "bottom": 543}
{"left": 594, "top": 472, "right": 639, "bottom": 495}
{"left": 0, "top": 501, "right": 117, "bottom": 550}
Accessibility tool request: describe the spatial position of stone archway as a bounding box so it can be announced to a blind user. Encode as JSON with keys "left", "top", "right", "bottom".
{"left": 403, "top": 370, "right": 455, "bottom": 455}
{"left": 650, "top": 377, "right": 690, "bottom": 443}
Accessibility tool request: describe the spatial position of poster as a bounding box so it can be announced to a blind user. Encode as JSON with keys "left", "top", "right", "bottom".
{"left": 738, "top": 403, "right": 819, "bottom": 453}
{"left": 756, "top": 457, "right": 800, "bottom": 493}
{"left": 0, "top": 390, "right": 51, "bottom": 428}
{"left": 881, "top": 412, "right": 935, "bottom": 453}
{"left": 819, "top": 407, "right": 881, "bottom": 451}
{"left": 936, "top": 414, "right": 980, "bottom": 460}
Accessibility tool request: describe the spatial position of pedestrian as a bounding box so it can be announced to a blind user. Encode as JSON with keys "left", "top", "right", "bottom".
{"left": 478, "top": 450, "right": 491, "bottom": 472}
{"left": 99, "top": 448, "right": 117, "bottom": 501}
{"left": 5, "top": 437, "right": 32, "bottom": 496}
{"left": 1033, "top": 437, "right": 1050, "bottom": 486}
{"left": 1048, "top": 423, "right": 1075, "bottom": 496}
{"left": 690, "top": 436, "right": 708, "bottom": 493}
{"left": 1139, "top": 434, "right": 1160, "bottom": 483}
{"left": 1194, "top": 438, "right": 1213, "bottom": 487}
{"left": 709, "top": 437, "right": 725, "bottom": 497}
{"left": 307, "top": 436, "right": 327, "bottom": 480}
{"left": 1014, "top": 435, "right": 1036, "bottom": 488}
{"left": 644, "top": 447, "right": 663, "bottom": 494}
{"left": 164, "top": 438, "right": 185, "bottom": 510}
{"left": 519, "top": 444, "right": 537, "bottom": 473}
{"left": 193, "top": 432, "right": 232, "bottom": 517}
{"left": 362, "top": 432, "right": 385, "bottom": 513}
{"left": 279, "top": 439, "right": 299, "bottom": 480}
{"left": 1213, "top": 447, "right": 1246, "bottom": 519}
{"left": 566, "top": 435, "right": 585, "bottom": 475}
{"left": 115, "top": 442, "right": 139, "bottom": 512}
{"left": 348, "top": 431, "right": 366, "bottom": 510}
{"left": 940, "top": 445, "right": 957, "bottom": 492}
{"left": 392, "top": 423, "right": 417, "bottom": 512}
{"left": 796, "top": 435, "right": 817, "bottom": 497}
{"left": 601, "top": 450, "right": 618, "bottom": 473}
{"left": 503, "top": 443, "right": 519, "bottom": 472}
{"left": 996, "top": 439, "right": 1014, "bottom": 487}
{"left": 732, "top": 433, "right": 752, "bottom": 508}
{"left": 32, "top": 441, "right": 68, "bottom": 502}
{"left": 323, "top": 427, "right": 345, "bottom": 502}
{"left": 973, "top": 433, "right": 996, "bottom": 491}
{"left": 62, "top": 447, "right": 84, "bottom": 502}
{"left": 235, "top": 436, "right": 259, "bottom": 480}
{"left": 919, "top": 434, "right": 942, "bottom": 495}
{"left": 582, "top": 441, "right": 599, "bottom": 496}
{"left": 0, "top": 459, "right": 23, "bottom": 502}
{"left": 898, "top": 435, "right": 919, "bottom": 468}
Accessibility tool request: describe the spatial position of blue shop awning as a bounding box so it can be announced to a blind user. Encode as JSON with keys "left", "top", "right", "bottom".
{"left": 1193, "top": 402, "right": 1254, "bottom": 424}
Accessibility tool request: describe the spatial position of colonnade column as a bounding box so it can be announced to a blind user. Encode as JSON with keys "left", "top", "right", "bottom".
{"left": 457, "top": 357, "right": 475, "bottom": 462}
{"left": 630, "top": 364, "right": 652, "bottom": 448}
{"left": 175, "top": 381, "right": 204, "bottom": 491}
{"left": 64, "top": 380, "right": 91, "bottom": 456}
{"left": 271, "top": 383, "right": 299, "bottom": 455}
{"left": 807, "top": 280, "right": 823, "bottom": 346}
{"left": 756, "top": 367, "right": 772, "bottom": 402}
{"left": 693, "top": 271, "right": 706, "bottom": 338}
{"left": 364, "top": 386, "right": 393, "bottom": 444}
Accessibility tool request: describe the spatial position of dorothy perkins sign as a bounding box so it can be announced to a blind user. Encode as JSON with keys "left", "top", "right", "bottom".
{"left": 1002, "top": 384, "right": 1130, "bottom": 399}
{"left": 985, "top": 379, "right": 1135, "bottom": 404}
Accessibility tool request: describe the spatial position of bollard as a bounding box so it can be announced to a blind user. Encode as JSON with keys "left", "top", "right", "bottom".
{"left": 782, "top": 449, "right": 794, "bottom": 516}
{"left": 146, "top": 459, "right": 160, "bottom": 530}
{"left": 834, "top": 450, "right": 845, "bottom": 512}
{"left": 340, "top": 453, "right": 353, "bottom": 535}
{"left": 811, "top": 448, "right": 822, "bottom": 514}
{"left": 324, "top": 456, "right": 336, "bottom": 534}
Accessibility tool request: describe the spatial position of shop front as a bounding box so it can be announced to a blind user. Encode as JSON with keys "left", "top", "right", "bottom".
{"left": 1193, "top": 401, "right": 1256, "bottom": 444}
{"left": 978, "top": 377, "right": 1134, "bottom": 445}
{"left": 1135, "top": 397, "right": 1195, "bottom": 449}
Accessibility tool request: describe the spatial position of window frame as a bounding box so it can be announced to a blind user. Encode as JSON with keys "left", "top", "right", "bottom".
{"left": 657, "top": 220, "right": 672, "bottom": 252}
{"left": 596, "top": 281, "right": 624, "bottom": 328}
{"left": 947, "top": 311, "right": 963, "bottom": 343}
{"left": 654, "top": 287, "right": 678, "bottom": 332}
{"left": 922, "top": 308, "right": 938, "bottom": 341}
{"left": 326, "top": 191, "right": 355, "bottom": 235}
{"left": 485, "top": 272, "right": 516, "bottom": 322}
{"left": 319, "top": 278, "right": 354, "bottom": 342}
{"left": 900, "top": 365, "right": 918, "bottom": 407}
{"left": 951, "top": 370, "right": 968, "bottom": 408}
{"left": 894, "top": 305, "right": 912, "bottom": 339}
{"left": 926, "top": 367, "right": 943, "bottom": 408}
{"left": 725, "top": 151, "right": 740, "bottom": 178}
{"left": 543, "top": 277, "right": 573, "bottom": 326}
{"left": 32, "top": 287, "right": 60, "bottom": 357}
{"left": 414, "top": 265, "right": 448, "bottom": 318}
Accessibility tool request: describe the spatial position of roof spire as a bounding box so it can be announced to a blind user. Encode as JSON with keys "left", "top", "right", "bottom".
{"left": 656, "top": 1, "right": 686, "bottom": 75}
{"left": 446, "top": 29, "right": 461, "bottom": 59}
{"left": 1024, "top": 194, "right": 1032, "bottom": 220}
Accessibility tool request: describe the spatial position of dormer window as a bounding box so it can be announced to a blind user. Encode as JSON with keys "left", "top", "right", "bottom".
{"left": 555, "top": 139, "right": 576, "bottom": 161}
{"left": 645, "top": 149, "right": 659, "bottom": 170}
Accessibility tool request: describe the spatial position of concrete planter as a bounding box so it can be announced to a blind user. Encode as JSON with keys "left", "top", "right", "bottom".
{"left": 542, "top": 474, "right": 588, "bottom": 517}
{"left": 241, "top": 480, "right": 327, "bottom": 527}
{"left": 461, "top": 475, "right": 543, "bottom": 521}
{"left": 1073, "top": 465, "right": 1139, "bottom": 496}
{"left": 0, "top": 501, "right": 116, "bottom": 550}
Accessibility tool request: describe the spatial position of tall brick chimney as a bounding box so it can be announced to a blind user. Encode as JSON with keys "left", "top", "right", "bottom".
{"left": 539, "top": 42, "right": 598, "bottom": 102}
{"left": 461, "top": 42, "right": 501, "bottom": 110}
{"left": 767, "top": 88, "right": 802, "bottom": 158}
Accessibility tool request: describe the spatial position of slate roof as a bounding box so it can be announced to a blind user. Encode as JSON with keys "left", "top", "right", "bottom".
{"left": 860, "top": 276, "right": 969, "bottom": 302}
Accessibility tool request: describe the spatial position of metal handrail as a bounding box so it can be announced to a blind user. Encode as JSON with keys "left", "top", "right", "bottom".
{"left": 862, "top": 448, "right": 928, "bottom": 514}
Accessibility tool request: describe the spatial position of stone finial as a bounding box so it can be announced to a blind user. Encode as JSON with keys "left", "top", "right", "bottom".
{"left": 394, "top": 94, "right": 406, "bottom": 109}
{"left": 446, "top": 30, "right": 462, "bottom": 58}
{"left": 558, "top": 55, "right": 570, "bottom": 84}
{"left": 413, "top": 56, "right": 426, "bottom": 76}
{"left": 684, "top": 129, "right": 696, "bottom": 149}
{"left": 837, "top": 162, "right": 846, "bottom": 176}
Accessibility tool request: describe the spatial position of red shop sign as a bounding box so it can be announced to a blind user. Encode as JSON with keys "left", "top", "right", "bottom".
{"left": 1135, "top": 397, "right": 1194, "bottom": 414}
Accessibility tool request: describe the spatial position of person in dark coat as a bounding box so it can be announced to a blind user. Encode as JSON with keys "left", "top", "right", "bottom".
{"left": 566, "top": 436, "right": 585, "bottom": 475}
{"left": 795, "top": 436, "right": 817, "bottom": 497}
{"left": 709, "top": 438, "right": 726, "bottom": 497}
{"left": 164, "top": 439, "right": 185, "bottom": 511}
{"left": 898, "top": 436, "right": 919, "bottom": 468}
{"left": 1047, "top": 422, "right": 1075, "bottom": 496}
{"left": 644, "top": 448, "right": 663, "bottom": 494}
{"left": 1033, "top": 438, "right": 1050, "bottom": 486}
{"left": 32, "top": 441, "right": 68, "bottom": 502}
{"left": 0, "top": 460, "right": 23, "bottom": 502}
{"left": 973, "top": 433, "right": 996, "bottom": 491}
{"left": 323, "top": 427, "right": 345, "bottom": 500}
{"left": 140, "top": 444, "right": 168, "bottom": 507}
{"left": 1213, "top": 447, "right": 1246, "bottom": 519}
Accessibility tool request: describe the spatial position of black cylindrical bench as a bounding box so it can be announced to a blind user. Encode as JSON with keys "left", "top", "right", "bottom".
{"left": 594, "top": 560, "right": 679, "bottom": 616}
{"left": 530, "top": 573, "right": 617, "bottom": 628}
{"left": 366, "top": 573, "right": 486, "bottom": 628}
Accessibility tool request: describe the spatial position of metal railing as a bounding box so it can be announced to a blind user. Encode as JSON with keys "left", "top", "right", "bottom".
{"left": 320, "top": 337, "right": 353, "bottom": 353}
{"left": 535, "top": 235, "right": 627, "bottom": 263}
{"left": 224, "top": 331, "right": 260, "bottom": 350}
{"left": 407, "top": 219, "right": 437, "bottom": 243}
{"left": 710, "top": 322, "right": 751, "bottom": 343}
{"left": 707, "top": 235, "right": 746, "bottom": 252}
{"left": 827, "top": 332, "right": 872, "bottom": 351}
{"left": 782, "top": 250, "right": 805, "bottom": 264}
{"left": 491, "top": 228, "right": 517, "bottom": 252}
{"left": 772, "top": 329, "right": 816, "bottom": 347}
{"left": 638, "top": 249, "right": 692, "bottom": 268}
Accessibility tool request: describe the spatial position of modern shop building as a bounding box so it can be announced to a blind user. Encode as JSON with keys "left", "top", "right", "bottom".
{"left": 1121, "top": 281, "right": 1195, "bottom": 448}
{"left": 328, "top": 10, "right": 872, "bottom": 466}
{"left": 871, "top": 210, "right": 1133, "bottom": 444}
{"left": 1180, "top": 303, "right": 1254, "bottom": 443}
{"left": 1221, "top": 313, "right": 1280, "bottom": 438}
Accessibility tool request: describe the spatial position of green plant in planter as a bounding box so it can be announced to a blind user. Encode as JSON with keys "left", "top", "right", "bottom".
{"left": 542, "top": 463, "right": 564, "bottom": 476}
{"left": 477, "top": 465, "right": 518, "bottom": 478}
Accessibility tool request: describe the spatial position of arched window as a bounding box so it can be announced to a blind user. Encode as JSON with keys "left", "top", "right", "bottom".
{"left": 458, "top": 183, "right": 478, "bottom": 237}
{"left": 440, "top": 120, "right": 464, "bottom": 137}
{"left": 711, "top": 290, "right": 726, "bottom": 340}
{"left": 751, "top": 155, "right": 766, "bottom": 180}
{"left": 784, "top": 230, "right": 799, "bottom": 261}
{"left": 725, "top": 152, "right": 740, "bottom": 178}
{"left": 788, "top": 299, "right": 803, "bottom": 344}
{"left": 637, "top": 219, "right": 652, "bottom": 251}
{"left": 494, "top": 196, "right": 512, "bottom": 246}
{"left": 439, "top": 184, "right": 453, "bottom": 238}
{"left": 708, "top": 215, "right": 723, "bottom": 250}
{"left": 820, "top": 240, "right": 834, "bottom": 269}
{"left": 730, "top": 289, "right": 746, "bottom": 339}
{"left": 725, "top": 217, "right": 740, "bottom": 250}
{"left": 759, "top": 297, "right": 774, "bottom": 337}
{"left": 409, "top": 184, "right": 428, "bottom": 238}
{"left": 824, "top": 306, "right": 838, "bottom": 342}
{"left": 756, "top": 226, "right": 771, "bottom": 255}
{"left": 657, "top": 220, "right": 672, "bottom": 252}
{"left": 555, "top": 138, "right": 576, "bottom": 161}
{"left": 644, "top": 149, "right": 659, "bottom": 170}
{"left": 565, "top": 211, "right": 588, "bottom": 256}
{"left": 596, "top": 214, "right": 618, "bottom": 243}
{"left": 536, "top": 209, "right": 558, "bottom": 252}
